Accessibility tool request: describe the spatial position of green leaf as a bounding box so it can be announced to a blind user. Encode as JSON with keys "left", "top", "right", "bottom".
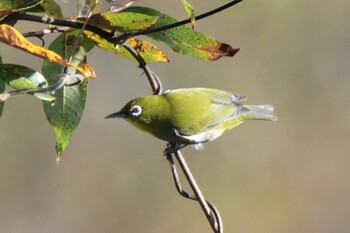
{"left": 88, "top": 11, "right": 158, "bottom": 32}
{"left": 0, "top": 0, "right": 43, "bottom": 20}
{"left": 83, "top": 32, "right": 169, "bottom": 62}
{"left": 0, "top": 64, "right": 47, "bottom": 89}
{"left": 42, "top": 33, "right": 90, "bottom": 161}
{"left": 30, "top": 0, "right": 64, "bottom": 19}
{"left": 123, "top": 7, "right": 239, "bottom": 60}
{"left": 181, "top": 0, "right": 195, "bottom": 29}
{"left": 0, "top": 64, "right": 55, "bottom": 102}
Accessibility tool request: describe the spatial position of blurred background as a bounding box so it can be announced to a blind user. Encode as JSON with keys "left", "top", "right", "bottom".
{"left": 1, "top": 0, "right": 349, "bottom": 232}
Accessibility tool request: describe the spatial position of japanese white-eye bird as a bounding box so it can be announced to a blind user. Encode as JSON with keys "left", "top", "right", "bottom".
{"left": 106, "top": 88, "right": 277, "bottom": 148}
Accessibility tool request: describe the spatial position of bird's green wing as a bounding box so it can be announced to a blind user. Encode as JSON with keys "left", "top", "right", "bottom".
{"left": 165, "top": 88, "right": 245, "bottom": 136}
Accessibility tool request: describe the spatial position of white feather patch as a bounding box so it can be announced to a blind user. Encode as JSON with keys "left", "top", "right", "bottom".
{"left": 175, "top": 128, "right": 224, "bottom": 144}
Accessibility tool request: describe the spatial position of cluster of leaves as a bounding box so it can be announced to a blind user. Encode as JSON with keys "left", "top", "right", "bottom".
{"left": 0, "top": 0, "right": 239, "bottom": 161}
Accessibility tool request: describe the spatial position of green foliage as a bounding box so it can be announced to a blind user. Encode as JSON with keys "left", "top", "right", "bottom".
{"left": 124, "top": 7, "right": 238, "bottom": 60}
{"left": 0, "top": 1, "right": 239, "bottom": 158}
{"left": 36, "top": 0, "right": 64, "bottom": 18}
{"left": 181, "top": 0, "right": 195, "bottom": 28}
{"left": 0, "top": 0, "right": 43, "bottom": 20}
{"left": 42, "top": 32, "right": 91, "bottom": 161}
{"left": 0, "top": 64, "right": 48, "bottom": 90}
{"left": 88, "top": 11, "right": 158, "bottom": 32}
{"left": 0, "top": 64, "right": 55, "bottom": 101}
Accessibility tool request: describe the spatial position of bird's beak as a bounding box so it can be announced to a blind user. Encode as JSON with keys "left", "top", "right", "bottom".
{"left": 105, "top": 111, "right": 127, "bottom": 119}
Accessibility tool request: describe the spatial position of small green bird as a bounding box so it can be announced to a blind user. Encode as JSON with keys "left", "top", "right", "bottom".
{"left": 106, "top": 88, "right": 276, "bottom": 148}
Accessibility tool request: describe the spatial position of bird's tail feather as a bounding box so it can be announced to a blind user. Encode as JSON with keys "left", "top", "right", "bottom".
{"left": 244, "top": 105, "right": 277, "bottom": 121}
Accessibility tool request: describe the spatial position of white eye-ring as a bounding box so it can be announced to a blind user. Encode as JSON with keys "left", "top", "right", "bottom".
{"left": 129, "top": 105, "right": 142, "bottom": 117}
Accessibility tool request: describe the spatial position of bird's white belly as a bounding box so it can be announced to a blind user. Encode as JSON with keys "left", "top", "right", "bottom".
{"left": 175, "top": 128, "right": 225, "bottom": 144}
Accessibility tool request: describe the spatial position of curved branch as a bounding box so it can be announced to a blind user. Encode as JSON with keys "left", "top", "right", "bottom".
{"left": 112, "top": 0, "right": 243, "bottom": 43}
{"left": 121, "top": 42, "right": 162, "bottom": 95}
{"left": 10, "top": 12, "right": 114, "bottom": 39}
{"left": 10, "top": 0, "right": 243, "bottom": 45}
{"left": 165, "top": 145, "right": 223, "bottom": 233}
{"left": 166, "top": 153, "right": 223, "bottom": 232}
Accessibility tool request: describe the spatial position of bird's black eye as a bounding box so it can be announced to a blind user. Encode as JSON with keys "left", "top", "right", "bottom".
{"left": 129, "top": 105, "right": 142, "bottom": 117}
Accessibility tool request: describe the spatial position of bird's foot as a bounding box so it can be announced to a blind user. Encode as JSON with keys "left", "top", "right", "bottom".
{"left": 163, "top": 143, "right": 187, "bottom": 156}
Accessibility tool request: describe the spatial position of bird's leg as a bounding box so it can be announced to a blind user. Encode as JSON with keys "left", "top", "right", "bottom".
{"left": 163, "top": 143, "right": 188, "bottom": 155}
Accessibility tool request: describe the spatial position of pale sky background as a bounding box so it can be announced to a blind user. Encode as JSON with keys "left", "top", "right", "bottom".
{"left": 1, "top": 1, "right": 349, "bottom": 233}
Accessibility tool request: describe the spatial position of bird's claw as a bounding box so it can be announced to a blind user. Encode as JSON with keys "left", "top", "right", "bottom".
{"left": 163, "top": 143, "right": 186, "bottom": 156}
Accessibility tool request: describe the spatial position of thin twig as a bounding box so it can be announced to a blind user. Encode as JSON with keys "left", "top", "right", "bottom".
{"left": 112, "top": 0, "right": 244, "bottom": 43}
{"left": 174, "top": 150, "right": 218, "bottom": 232}
{"left": 10, "top": 0, "right": 243, "bottom": 45}
{"left": 166, "top": 153, "right": 197, "bottom": 200}
{"left": 11, "top": 12, "right": 114, "bottom": 40}
{"left": 22, "top": 27, "right": 73, "bottom": 46}
{"left": 166, "top": 153, "right": 223, "bottom": 232}
{"left": 0, "top": 72, "right": 82, "bottom": 101}
{"left": 121, "top": 42, "right": 162, "bottom": 95}
{"left": 166, "top": 148, "right": 222, "bottom": 233}
{"left": 66, "top": 0, "right": 99, "bottom": 63}
{"left": 22, "top": 26, "right": 73, "bottom": 38}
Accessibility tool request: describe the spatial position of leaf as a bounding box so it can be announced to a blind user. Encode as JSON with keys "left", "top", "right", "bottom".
{"left": 37, "top": 0, "right": 64, "bottom": 18}
{"left": 83, "top": 31, "right": 169, "bottom": 62}
{"left": 0, "top": 24, "right": 95, "bottom": 78}
{"left": 181, "top": 0, "right": 195, "bottom": 29}
{"left": 123, "top": 7, "right": 239, "bottom": 60}
{"left": 0, "top": 64, "right": 55, "bottom": 102}
{"left": 0, "top": 0, "right": 43, "bottom": 20}
{"left": 87, "top": 11, "right": 158, "bottom": 32}
{"left": 42, "top": 33, "right": 89, "bottom": 162}
{"left": 77, "top": 0, "right": 101, "bottom": 18}
{"left": 0, "top": 64, "right": 47, "bottom": 89}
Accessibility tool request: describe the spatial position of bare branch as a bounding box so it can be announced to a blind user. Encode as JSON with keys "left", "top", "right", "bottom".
{"left": 22, "top": 27, "right": 73, "bottom": 38}
{"left": 121, "top": 42, "right": 162, "bottom": 95}
{"left": 112, "top": 0, "right": 243, "bottom": 44}
{"left": 11, "top": 12, "right": 113, "bottom": 39}
{"left": 11, "top": 0, "right": 243, "bottom": 45}
{"left": 0, "top": 72, "right": 84, "bottom": 102}
{"left": 165, "top": 144, "right": 223, "bottom": 233}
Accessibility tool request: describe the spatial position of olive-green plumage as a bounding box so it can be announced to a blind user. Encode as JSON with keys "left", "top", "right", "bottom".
{"left": 106, "top": 88, "right": 277, "bottom": 145}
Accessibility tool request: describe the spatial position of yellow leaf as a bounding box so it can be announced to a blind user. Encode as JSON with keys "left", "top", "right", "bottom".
{"left": 84, "top": 30, "right": 169, "bottom": 63}
{"left": 0, "top": 24, "right": 95, "bottom": 78}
